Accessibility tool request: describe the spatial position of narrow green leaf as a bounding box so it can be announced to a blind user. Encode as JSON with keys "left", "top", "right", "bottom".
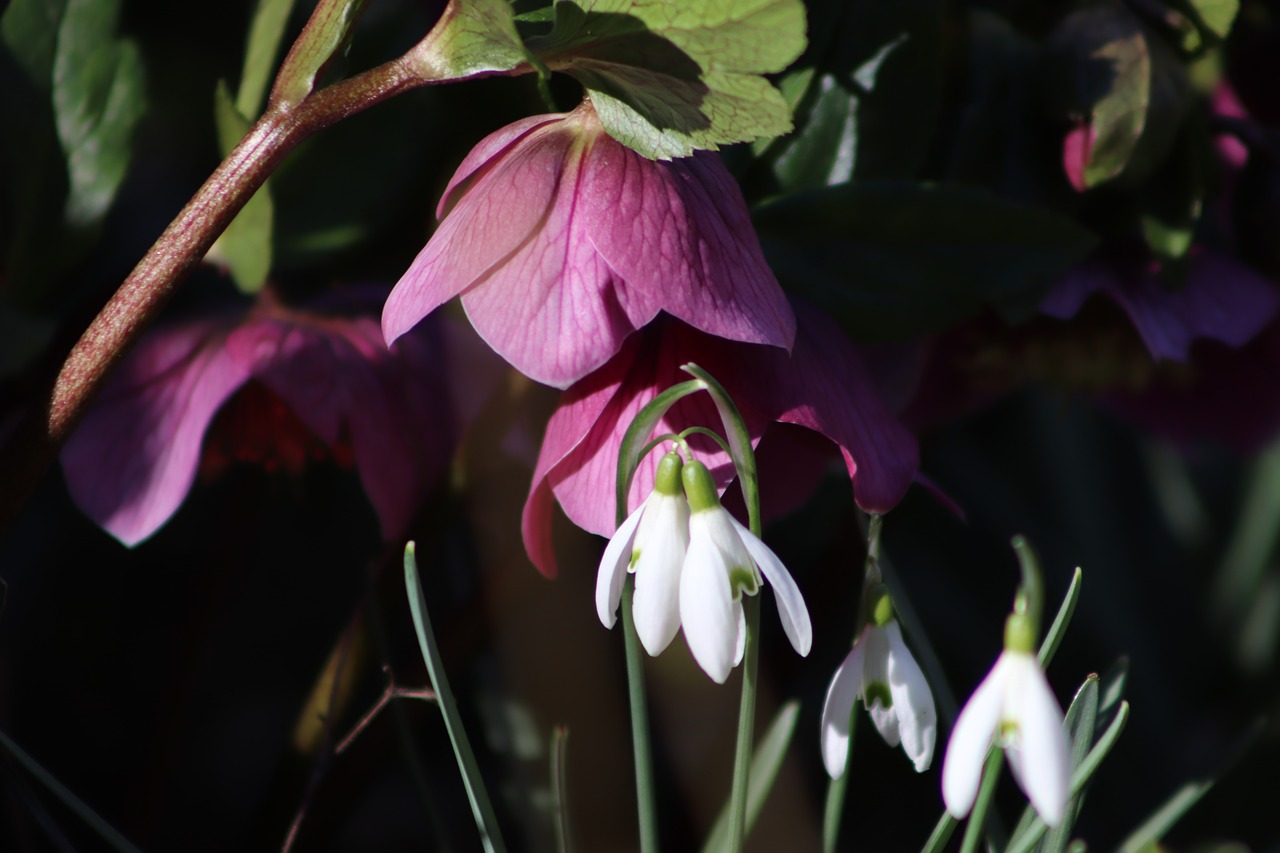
{"left": 237, "top": 0, "right": 297, "bottom": 117}
{"left": 271, "top": 0, "right": 368, "bottom": 107}
{"left": 409, "top": 0, "right": 528, "bottom": 81}
{"left": 755, "top": 182, "right": 1098, "bottom": 341}
{"left": 1116, "top": 719, "right": 1263, "bottom": 853}
{"left": 529, "top": 0, "right": 806, "bottom": 159}
{"left": 699, "top": 701, "right": 800, "bottom": 853}
{"left": 404, "top": 543, "right": 508, "bottom": 853}
{"left": 51, "top": 0, "right": 146, "bottom": 227}
{"left": 1040, "top": 677, "right": 1100, "bottom": 853}
{"left": 210, "top": 81, "right": 274, "bottom": 292}
{"left": 550, "top": 726, "right": 572, "bottom": 853}
{"left": 1039, "top": 568, "right": 1083, "bottom": 669}
{"left": 0, "top": 727, "right": 143, "bottom": 853}
{"left": 1006, "top": 701, "right": 1131, "bottom": 853}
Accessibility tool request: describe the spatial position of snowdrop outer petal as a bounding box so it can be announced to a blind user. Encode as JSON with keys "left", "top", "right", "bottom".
{"left": 885, "top": 622, "right": 937, "bottom": 773}
{"left": 596, "top": 501, "right": 647, "bottom": 630}
{"left": 632, "top": 494, "right": 690, "bottom": 655}
{"left": 1006, "top": 655, "right": 1071, "bottom": 827}
{"left": 820, "top": 639, "right": 866, "bottom": 779}
{"left": 863, "top": 626, "right": 901, "bottom": 747}
{"left": 942, "top": 655, "right": 1010, "bottom": 818}
{"left": 730, "top": 517, "right": 812, "bottom": 656}
{"left": 681, "top": 517, "right": 740, "bottom": 683}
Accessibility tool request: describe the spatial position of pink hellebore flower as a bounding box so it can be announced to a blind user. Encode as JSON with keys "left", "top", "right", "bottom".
{"left": 382, "top": 100, "right": 796, "bottom": 389}
{"left": 522, "top": 303, "right": 919, "bottom": 577}
{"left": 62, "top": 289, "right": 462, "bottom": 546}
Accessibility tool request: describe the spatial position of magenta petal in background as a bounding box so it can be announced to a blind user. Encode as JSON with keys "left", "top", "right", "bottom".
{"left": 522, "top": 310, "right": 919, "bottom": 577}
{"left": 383, "top": 102, "right": 795, "bottom": 390}
{"left": 1043, "top": 252, "right": 1280, "bottom": 361}
{"left": 61, "top": 317, "right": 251, "bottom": 546}
{"left": 63, "top": 293, "right": 465, "bottom": 547}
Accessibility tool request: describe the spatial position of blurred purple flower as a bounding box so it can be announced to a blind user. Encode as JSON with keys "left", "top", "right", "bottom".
{"left": 521, "top": 303, "right": 919, "bottom": 577}
{"left": 62, "top": 289, "right": 466, "bottom": 546}
{"left": 1042, "top": 250, "right": 1280, "bottom": 362}
{"left": 382, "top": 100, "right": 795, "bottom": 390}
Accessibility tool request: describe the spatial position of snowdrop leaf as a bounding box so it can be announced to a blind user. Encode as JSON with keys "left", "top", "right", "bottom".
{"left": 51, "top": 0, "right": 145, "bottom": 227}
{"left": 1185, "top": 0, "right": 1238, "bottom": 41}
{"left": 756, "top": 182, "right": 1098, "bottom": 341}
{"left": 700, "top": 701, "right": 800, "bottom": 853}
{"left": 529, "top": 0, "right": 806, "bottom": 158}
{"left": 238, "top": 0, "right": 296, "bottom": 116}
{"left": 1039, "top": 567, "right": 1082, "bottom": 668}
{"left": 615, "top": 379, "right": 705, "bottom": 518}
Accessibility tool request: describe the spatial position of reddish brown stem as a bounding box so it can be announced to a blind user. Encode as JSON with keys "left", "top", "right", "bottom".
{"left": 0, "top": 56, "right": 422, "bottom": 536}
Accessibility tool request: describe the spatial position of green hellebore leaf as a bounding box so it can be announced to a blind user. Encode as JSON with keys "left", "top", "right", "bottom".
{"left": 271, "top": 0, "right": 369, "bottom": 108}
{"left": 51, "top": 0, "right": 146, "bottom": 227}
{"left": 210, "top": 82, "right": 274, "bottom": 293}
{"left": 528, "top": 0, "right": 806, "bottom": 159}
{"left": 754, "top": 182, "right": 1099, "bottom": 342}
{"left": 238, "top": 0, "right": 297, "bottom": 117}
{"left": 409, "top": 0, "right": 528, "bottom": 82}
{"left": 1, "top": 0, "right": 67, "bottom": 90}
{"left": 770, "top": 0, "right": 943, "bottom": 188}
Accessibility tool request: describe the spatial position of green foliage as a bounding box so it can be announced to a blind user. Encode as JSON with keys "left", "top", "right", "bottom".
{"left": 271, "top": 0, "right": 369, "bottom": 107}
{"left": 527, "top": 0, "right": 806, "bottom": 159}
{"left": 410, "top": 0, "right": 528, "bottom": 80}
{"left": 238, "top": 0, "right": 297, "bottom": 116}
{"left": 754, "top": 183, "right": 1098, "bottom": 341}
{"left": 211, "top": 82, "right": 275, "bottom": 293}
{"left": 768, "top": 0, "right": 944, "bottom": 189}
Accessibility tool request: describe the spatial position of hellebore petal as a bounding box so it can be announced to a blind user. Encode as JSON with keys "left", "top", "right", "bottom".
{"left": 63, "top": 290, "right": 469, "bottom": 547}
{"left": 522, "top": 311, "right": 919, "bottom": 577}
{"left": 61, "top": 317, "right": 251, "bottom": 546}
{"left": 384, "top": 101, "right": 795, "bottom": 389}
{"left": 730, "top": 515, "right": 811, "bottom": 656}
{"left": 1043, "top": 252, "right": 1280, "bottom": 362}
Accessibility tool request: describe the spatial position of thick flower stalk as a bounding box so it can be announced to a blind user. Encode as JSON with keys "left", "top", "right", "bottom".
{"left": 382, "top": 99, "right": 795, "bottom": 389}
{"left": 941, "top": 611, "right": 1072, "bottom": 827}
{"left": 61, "top": 289, "right": 469, "bottom": 545}
{"left": 821, "top": 584, "right": 936, "bottom": 775}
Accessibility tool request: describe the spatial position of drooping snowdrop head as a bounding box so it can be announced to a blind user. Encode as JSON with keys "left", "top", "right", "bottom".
{"left": 941, "top": 613, "right": 1072, "bottom": 827}
{"left": 820, "top": 585, "right": 936, "bottom": 776}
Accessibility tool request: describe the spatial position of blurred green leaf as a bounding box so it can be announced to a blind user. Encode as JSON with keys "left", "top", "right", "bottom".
{"left": 1039, "top": 567, "right": 1082, "bottom": 669}
{"left": 1117, "top": 719, "right": 1263, "bottom": 853}
{"left": 1, "top": 0, "right": 67, "bottom": 89}
{"left": 411, "top": 0, "right": 527, "bottom": 81}
{"left": 700, "top": 702, "right": 800, "bottom": 853}
{"left": 238, "top": 0, "right": 297, "bottom": 117}
{"left": 529, "top": 0, "right": 805, "bottom": 159}
{"left": 1044, "top": 676, "right": 1099, "bottom": 852}
{"left": 210, "top": 81, "right": 274, "bottom": 293}
{"left": 51, "top": 0, "right": 146, "bottom": 227}
{"left": 754, "top": 182, "right": 1099, "bottom": 341}
{"left": 1185, "top": 0, "right": 1239, "bottom": 40}
{"left": 271, "top": 0, "right": 368, "bottom": 107}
